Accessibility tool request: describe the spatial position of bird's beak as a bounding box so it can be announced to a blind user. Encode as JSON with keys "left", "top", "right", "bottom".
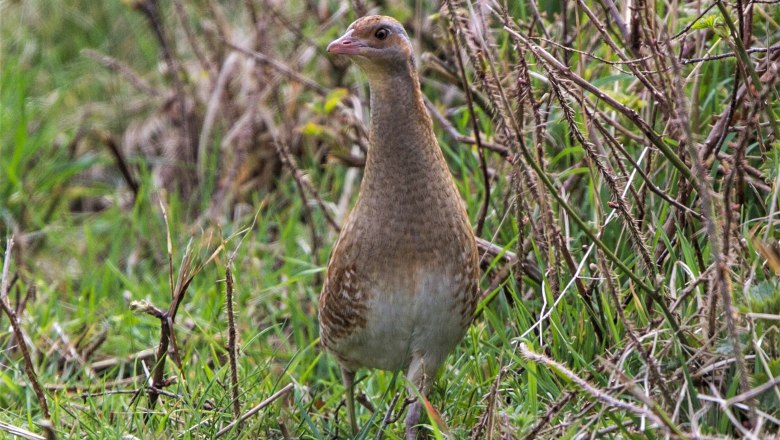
{"left": 327, "top": 30, "right": 364, "bottom": 55}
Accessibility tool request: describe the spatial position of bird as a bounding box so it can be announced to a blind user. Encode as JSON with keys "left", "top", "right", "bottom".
{"left": 319, "top": 15, "right": 480, "bottom": 438}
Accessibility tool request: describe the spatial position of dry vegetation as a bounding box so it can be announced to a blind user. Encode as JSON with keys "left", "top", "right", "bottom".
{"left": 1, "top": 0, "right": 780, "bottom": 438}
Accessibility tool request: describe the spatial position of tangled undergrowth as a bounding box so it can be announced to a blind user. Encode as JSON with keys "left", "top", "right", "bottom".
{"left": 1, "top": 0, "right": 780, "bottom": 438}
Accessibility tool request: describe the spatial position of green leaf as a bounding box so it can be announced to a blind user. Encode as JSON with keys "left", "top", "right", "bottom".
{"left": 743, "top": 280, "right": 780, "bottom": 314}
{"left": 689, "top": 15, "right": 719, "bottom": 31}
{"left": 324, "top": 88, "right": 348, "bottom": 114}
{"left": 300, "top": 122, "right": 326, "bottom": 137}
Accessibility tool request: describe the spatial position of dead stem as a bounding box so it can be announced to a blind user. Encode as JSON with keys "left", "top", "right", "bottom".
{"left": 0, "top": 238, "right": 51, "bottom": 419}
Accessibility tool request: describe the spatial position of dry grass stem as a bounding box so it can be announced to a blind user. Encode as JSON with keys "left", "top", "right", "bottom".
{"left": 0, "top": 238, "right": 51, "bottom": 419}
{"left": 519, "top": 343, "right": 677, "bottom": 436}
{"left": 225, "top": 265, "right": 241, "bottom": 422}
{"left": 5, "top": 0, "right": 780, "bottom": 436}
{"left": 215, "top": 383, "right": 294, "bottom": 438}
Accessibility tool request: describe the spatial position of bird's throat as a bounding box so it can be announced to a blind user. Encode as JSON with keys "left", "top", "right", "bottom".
{"left": 363, "top": 66, "right": 445, "bottom": 186}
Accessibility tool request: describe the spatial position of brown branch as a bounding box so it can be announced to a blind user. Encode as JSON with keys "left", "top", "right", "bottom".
{"left": 519, "top": 343, "right": 679, "bottom": 435}
{"left": 547, "top": 72, "right": 655, "bottom": 279}
{"left": 133, "top": 0, "right": 193, "bottom": 165}
{"left": 660, "top": 8, "right": 753, "bottom": 409}
{"left": 95, "top": 130, "right": 139, "bottom": 201}
{"left": 423, "top": 98, "right": 511, "bottom": 159}
{"left": 215, "top": 383, "right": 294, "bottom": 438}
{"left": 588, "top": 112, "right": 703, "bottom": 219}
{"left": 225, "top": 266, "right": 241, "bottom": 421}
{"left": 375, "top": 392, "right": 402, "bottom": 440}
{"left": 504, "top": 27, "right": 694, "bottom": 181}
{"left": 133, "top": 202, "right": 224, "bottom": 414}
{"left": 533, "top": 37, "right": 653, "bottom": 67}
{"left": 681, "top": 44, "right": 779, "bottom": 64}
{"left": 82, "top": 49, "right": 162, "bottom": 96}
{"left": 224, "top": 40, "right": 328, "bottom": 96}
{"left": 0, "top": 238, "right": 50, "bottom": 419}
{"left": 671, "top": 2, "right": 718, "bottom": 39}
{"left": 88, "top": 348, "right": 157, "bottom": 374}
{"left": 470, "top": 367, "right": 505, "bottom": 439}
{"left": 521, "top": 392, "right": 575, "bottom": 439}
{"left": 171, "top": 0, "right": 214, "bottom": 75}
{"left": 447, "top": 22, "right": 491, "bottom": 237}
{"left": 728, "top": 375, "right": 780, "bottom": 406}
{"left": 476, "top": 237, "right": 542, "bottom": 285}
{"left": 574, "top": 0, "right": 668, "bottom": 109}
{"left": 703, "top": 44, "right": 780, "bottom": 160}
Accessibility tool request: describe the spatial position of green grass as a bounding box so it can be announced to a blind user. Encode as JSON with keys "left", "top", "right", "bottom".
{"left": 2, "top": 0, "right": 780, "bottom": 438}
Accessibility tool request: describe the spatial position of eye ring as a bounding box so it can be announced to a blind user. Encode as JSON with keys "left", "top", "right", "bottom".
{"left": 374, "top": 28, "right": 389, "bottom": 40}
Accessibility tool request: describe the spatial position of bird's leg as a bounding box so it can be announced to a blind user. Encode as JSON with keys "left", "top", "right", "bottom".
{"left": 405, "top": 400, "right": 422, "bottom": 440}
{"left": 342, "top": 368, "right": 358, "bottom": 435}
{"left": 404, "top": 356, "right": 431, "bottom": 440}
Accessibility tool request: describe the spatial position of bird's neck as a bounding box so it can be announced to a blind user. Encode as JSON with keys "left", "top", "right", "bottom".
{"left": 363, "top": 65, "right": 447, "bottom": 189}
{"left": 345, "top": 64, "right": 472, "bottom": 258}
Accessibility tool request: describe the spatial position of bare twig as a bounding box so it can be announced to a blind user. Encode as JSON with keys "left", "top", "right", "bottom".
{"left": 225, "top": 265, "right": 241, "bottom": 421}
{"left": 82, "top": 49, "right": 161, "bottom": 96}
{"left": 504, "top": 26, "right": 694, "bottom": 181}
{"left": 215, "top": 383, "right": 294, "bottom": 437}
{"left": 223, "top": 40, "right": 328, "bottom": 96}
{"left": 470, "top": 367, "right": 505, "bottom": 439}
{"left": 0, "top": 238, "right": 51, "bottom": 419}
{"left": 728, "top": 375, "right": 780, "bottom": 406}
{"left": 375, "top": 392, "right": 402, "bottom": 440}
{"left": 132, "top": 202, "right": 224, "bottom": 413}
{"left": 0, "top": 421, "right": 46, "bottom": 440}
{"left": 95, "top": 129, "right": 139, "bottom": 201}
{"left": 447, "top": 20, "right": 490, "bottom": 237}
{"left": 423, "top": 98, "right": 511, "bottom": 159}
{"left": 519, "top": 343, "right": 683, "bottom": 436}
{"left": 682, "top": 44, "right": 779, "bottom": 64}
{"left": 171, "top": 0, "right": 213, "bottom": 74}
{"left": 672, "top": 2, "right": 718, "bottom": 39}
{"left": 476, "top": 237, "right": 542, "bottom": 285}
{"left": 133, "top": 0, "right": 193, "bottom": 166}
{"left": 521, "top": 392, "right": 575, "bottom": 439}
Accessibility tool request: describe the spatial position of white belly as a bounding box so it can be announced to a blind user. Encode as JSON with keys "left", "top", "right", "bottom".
{"left": 331, "top": 270, "right": 469, "bottom": 372}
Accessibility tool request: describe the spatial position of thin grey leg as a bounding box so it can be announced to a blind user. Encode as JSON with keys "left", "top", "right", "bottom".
{"left": 342, "top": 368, "right": 358, "bottom": 435}
{"left": 405, "top": 400, "right": 422, "bottom": 440}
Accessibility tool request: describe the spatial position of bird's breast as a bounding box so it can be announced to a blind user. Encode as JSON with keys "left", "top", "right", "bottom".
{"left": 327, "top": 264, "right": 475, "bottom": 372}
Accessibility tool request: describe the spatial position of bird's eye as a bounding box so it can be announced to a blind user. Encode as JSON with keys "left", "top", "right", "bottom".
{"left": 375, "top": 28, "right": 389, "bottom": 40}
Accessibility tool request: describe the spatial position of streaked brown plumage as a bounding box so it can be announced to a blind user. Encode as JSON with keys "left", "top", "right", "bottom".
{"left": 320, "top": 16, "right": 479, "bottom": 438}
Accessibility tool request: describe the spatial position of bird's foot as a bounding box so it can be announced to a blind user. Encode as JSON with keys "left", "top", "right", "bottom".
{"left": 405, "top": 400, "right": 421, "bottom": 440}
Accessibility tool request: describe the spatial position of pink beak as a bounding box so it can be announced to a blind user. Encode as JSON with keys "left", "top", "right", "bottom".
{"left": 327, "top": 30, "right": 364, "bottom": 55}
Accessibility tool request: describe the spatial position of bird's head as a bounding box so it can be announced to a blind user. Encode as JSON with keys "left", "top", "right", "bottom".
{"left": 327, "top": 16, "right": 414, "bottom": 76}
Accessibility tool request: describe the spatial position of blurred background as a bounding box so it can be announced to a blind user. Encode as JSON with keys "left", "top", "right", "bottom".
{"left": 1, "top": 0, "right": 780, "bottom": 438}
